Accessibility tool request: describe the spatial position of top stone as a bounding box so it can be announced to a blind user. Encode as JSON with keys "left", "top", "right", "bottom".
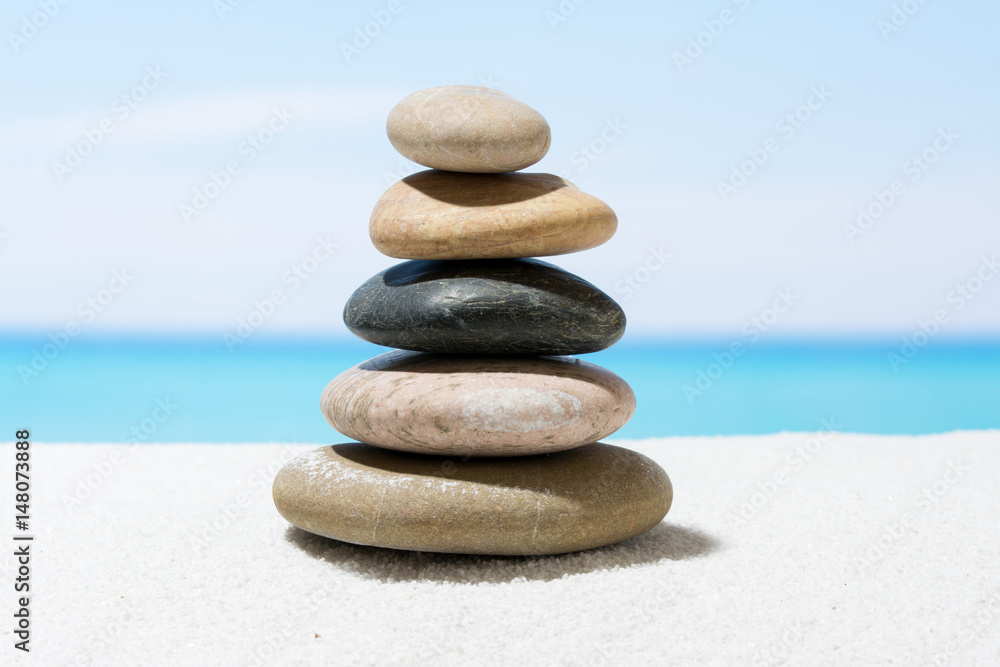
{"left": 386, "top": 85, "right": 551, "bottom": 173}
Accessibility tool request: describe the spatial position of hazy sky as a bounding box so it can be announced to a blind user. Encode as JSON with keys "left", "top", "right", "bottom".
{"left": 2, "top": 0, "right": 998, "bottom": 339}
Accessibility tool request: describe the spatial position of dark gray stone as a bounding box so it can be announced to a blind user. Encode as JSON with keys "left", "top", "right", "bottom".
{"left": 343, "top": 259, "right": 626, "bottom": 354}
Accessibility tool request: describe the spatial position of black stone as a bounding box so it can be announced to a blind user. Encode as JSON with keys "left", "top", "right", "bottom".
{"left": 344, "top": 259, "right": 626, "bottom": 355}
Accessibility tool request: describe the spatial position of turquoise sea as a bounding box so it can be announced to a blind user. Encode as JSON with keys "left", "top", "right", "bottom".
{"left": 3, "top": 334, "right": 999, "bottom": 442}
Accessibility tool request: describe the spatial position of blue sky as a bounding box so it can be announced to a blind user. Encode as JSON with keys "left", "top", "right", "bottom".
{"left": 2, "top": 0, "right": 998, "bottom": 338}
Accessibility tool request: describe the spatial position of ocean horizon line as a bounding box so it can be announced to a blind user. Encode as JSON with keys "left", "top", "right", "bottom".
{"left": 2, "top": 329, "right": 998, "bottom": 350}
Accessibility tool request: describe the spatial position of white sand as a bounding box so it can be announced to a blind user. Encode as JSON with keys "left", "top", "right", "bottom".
{"left": 3, "top": 432, "right": 1000, "bottom": 666}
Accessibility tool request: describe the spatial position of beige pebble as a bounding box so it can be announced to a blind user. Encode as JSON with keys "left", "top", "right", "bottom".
{"left": 369, "top": 170, "right": 617, "bottom": 260}
{"left": 320, "top": 351, "right": 635, "bottom": 456}
{"left": 387, "top": 85, "right": 550, "bottom": 173}
{"left": 273, "top": 442, "right": 672, "bottom": 555}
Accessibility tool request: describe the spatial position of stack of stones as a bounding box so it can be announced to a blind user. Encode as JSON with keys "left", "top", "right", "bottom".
{"left": 273, "top": 86, "right": 672, "bottom": 556}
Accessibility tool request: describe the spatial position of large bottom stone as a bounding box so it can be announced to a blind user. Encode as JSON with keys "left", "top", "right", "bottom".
{"left": 273, "top": 443, "right": 671, "bottom": 556}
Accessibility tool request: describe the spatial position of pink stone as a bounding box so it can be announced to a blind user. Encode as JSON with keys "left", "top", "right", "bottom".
{"left": 320, "top": 351, "right": 636, "bottom": 456}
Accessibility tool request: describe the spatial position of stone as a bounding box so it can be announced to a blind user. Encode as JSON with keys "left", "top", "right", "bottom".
{"left": 343, "top": 258, "right": 626, "bottom": 355}
{"left": 386, "top": 85, "right": 551, "bottom": 173}
{"left": 370, "top": 170, "right": 617, "bottom": 260}
{"left": 320, "top": 351, "right": 635, "bottom": 456}
{"left": 273, "top": 442, "right": 671, "bottom": 555}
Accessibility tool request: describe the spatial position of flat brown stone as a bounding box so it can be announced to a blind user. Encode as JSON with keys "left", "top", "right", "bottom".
{"left": 272, "top": 443, "right": 672, "bottom": 555}
{"left": 369, "top": 171, "right": 617, "bottom": 260}
{"left": 320, "top": 351, "right": 635, "bottom": 456}
{"left": 386, "top": 85, "right": 550, "bottom": 173}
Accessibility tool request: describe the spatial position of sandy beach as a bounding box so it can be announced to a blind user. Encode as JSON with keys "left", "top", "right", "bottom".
{"left": 4, "top": 432, "right": 999, "bottom": 665}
